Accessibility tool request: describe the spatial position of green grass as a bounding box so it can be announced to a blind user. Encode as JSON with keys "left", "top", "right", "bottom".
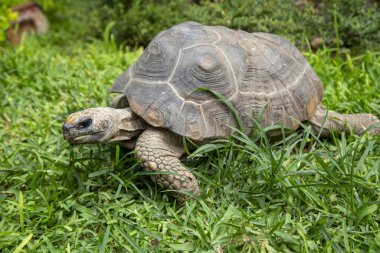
{"left": 1, "top": 31, "right": 380, "bottom": 252}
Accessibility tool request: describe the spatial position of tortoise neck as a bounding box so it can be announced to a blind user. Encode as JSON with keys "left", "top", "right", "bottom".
{"left": 103, "top": 108, "right": 148, "bottom": 143}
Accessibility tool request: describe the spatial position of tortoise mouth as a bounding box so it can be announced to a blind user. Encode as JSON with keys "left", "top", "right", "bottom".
{"left": 63, "top": 131, "right": 107, "bottom": 144}
{"left": 71, "top": 134, "right": 96, "bottom": 144}
{"left": 69, "top": 135, "right": 91, "bottom": 144}
{"left": 62, "top": 122, "right": 107, "bottom": 144}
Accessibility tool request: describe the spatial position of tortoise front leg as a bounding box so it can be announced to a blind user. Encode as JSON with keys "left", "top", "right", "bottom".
{"left": 135, "top": 127, "right": 200, "bottom": 202}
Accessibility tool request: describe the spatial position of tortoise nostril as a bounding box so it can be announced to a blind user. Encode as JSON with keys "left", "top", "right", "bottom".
{"left": 62, "top": 123, "right": 71, "bottom": 133}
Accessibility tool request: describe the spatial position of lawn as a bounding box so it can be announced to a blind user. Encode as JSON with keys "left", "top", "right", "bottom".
{"left": 1, "top": 16, "right": 380, "bottom": 253}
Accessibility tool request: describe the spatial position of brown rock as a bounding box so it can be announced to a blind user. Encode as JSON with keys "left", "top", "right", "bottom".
{"left": 6, "top": 2, "right": 49, "bottom": 45}
{"left": 310, "top": 36, "right": 324, "bottom": 51}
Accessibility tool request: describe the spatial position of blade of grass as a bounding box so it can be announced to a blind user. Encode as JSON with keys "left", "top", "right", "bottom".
{"left": 100, "top": 225, "right": 111, "bottom": 253}
{"left": 18, "top": 191, "right": 24, "bottom": 232}
{"left": 113, "top": 225, "right": 145, "bottom": 253}
{"left": 191, "top": 87, "right": 244, "bottom": 130}
{"left": 14, "top": 233, "right": 33, "bottom": 253}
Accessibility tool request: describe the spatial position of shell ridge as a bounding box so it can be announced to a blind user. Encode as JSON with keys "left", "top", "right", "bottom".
{"left": 171, "top": 102, "right": 185, "bottom": 129}
{"left": 256, "top": 48, "right": 289, "bottom": 125}
{"left": 208, "top": 28, "right": 222, "bottom": 44}
{"left": 199, "top": 106, "right": 208, "bottom": 138}
{"left": 130, "top": 77, "right": 204, "bottom": 106}
{"left": 212, "top": 44, "right": 239, "bottom": 98}
{"left": 253, "top": 33, "right": 301, "bottom": 63}
{"left": 168, "top": 48, "right": 183, "bottom": 81}
{"left": 110, "top": 68, "right": 131, "bottom": 93}
{"left": 279, "top": 78, "right": 303, "bottom": 122}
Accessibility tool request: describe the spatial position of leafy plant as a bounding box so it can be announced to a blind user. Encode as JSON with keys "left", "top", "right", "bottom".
{"left": 98, "top": 0, "right": 380, "bottom": 51}
{"left": 0, "top": 0, "right": 19, "bottom": 44}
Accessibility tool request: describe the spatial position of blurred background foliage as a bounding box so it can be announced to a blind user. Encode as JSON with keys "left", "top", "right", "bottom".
{"left": 99, "top": 0, "right": 380, "bottom": 51}
{"left": 0, "top": 0, "right": 54, "bottom": 44}
{"left": 0, "top": 0, "right": 19, "bottom": 43}
{"left": 1, "top": 0, "right": 380, "bottom": 52}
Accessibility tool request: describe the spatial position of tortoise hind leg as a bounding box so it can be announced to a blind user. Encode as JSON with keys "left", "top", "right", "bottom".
{"left": 308, "top": 105, "right": 380, "bottom": 137}
{"left": 135, "top": 127, "right": 200, "bottom": 203}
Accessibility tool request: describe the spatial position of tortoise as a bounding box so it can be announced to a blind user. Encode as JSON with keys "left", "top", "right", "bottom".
{"left": 62, "top": 21, "right": 380, "bottom": 201}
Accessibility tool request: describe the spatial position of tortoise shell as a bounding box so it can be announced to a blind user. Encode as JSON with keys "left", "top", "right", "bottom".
{"left": 111, "top": 21, "right": 323, "bottom": 140}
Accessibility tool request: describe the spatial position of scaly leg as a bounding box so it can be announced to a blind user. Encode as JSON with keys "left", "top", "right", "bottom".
{"left": 135, "top": 127, "right": 200, "bottom": 202}
{"left": 308, "top": 105, "right": 380, "bottom": 137}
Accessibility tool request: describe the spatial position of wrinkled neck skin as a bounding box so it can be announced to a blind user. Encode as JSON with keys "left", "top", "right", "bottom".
{"left": 117, "top": 139, "right": 138, "bottom": 150}
{"left": 102, "top": 108, "right": 148, "bottom": 143}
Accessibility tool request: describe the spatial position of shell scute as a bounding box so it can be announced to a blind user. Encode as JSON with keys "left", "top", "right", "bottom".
{"left": 175, "top": 102, "right": 207, "bottom": 140}
{"left": 169, "top": 21, "right": 220, "bottom": 48}
{"left": 201, "top": 99, "right": 236, "bottom": 139}
{"left": 132, "top": 33, "right": 180, "bottom": 81}
{"left": 126, "top": 80, "right": 183, "bottom": 128}
{"left": 170, "top": 45, "right": 235, "bottom": 103}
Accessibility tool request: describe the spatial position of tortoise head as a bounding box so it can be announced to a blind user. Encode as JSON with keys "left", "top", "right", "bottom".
{"left": 62, "top": 107, "right": 147, "bottom": 145}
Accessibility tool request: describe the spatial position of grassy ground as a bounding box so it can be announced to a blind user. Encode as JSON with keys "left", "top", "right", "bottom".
{"left": 1, "top": 24, "right": 380, "bottom": 252}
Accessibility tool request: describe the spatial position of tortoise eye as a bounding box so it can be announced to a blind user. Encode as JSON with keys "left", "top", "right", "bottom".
{"left": 76, "top": 118, "right": 93, "bottom": 130}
